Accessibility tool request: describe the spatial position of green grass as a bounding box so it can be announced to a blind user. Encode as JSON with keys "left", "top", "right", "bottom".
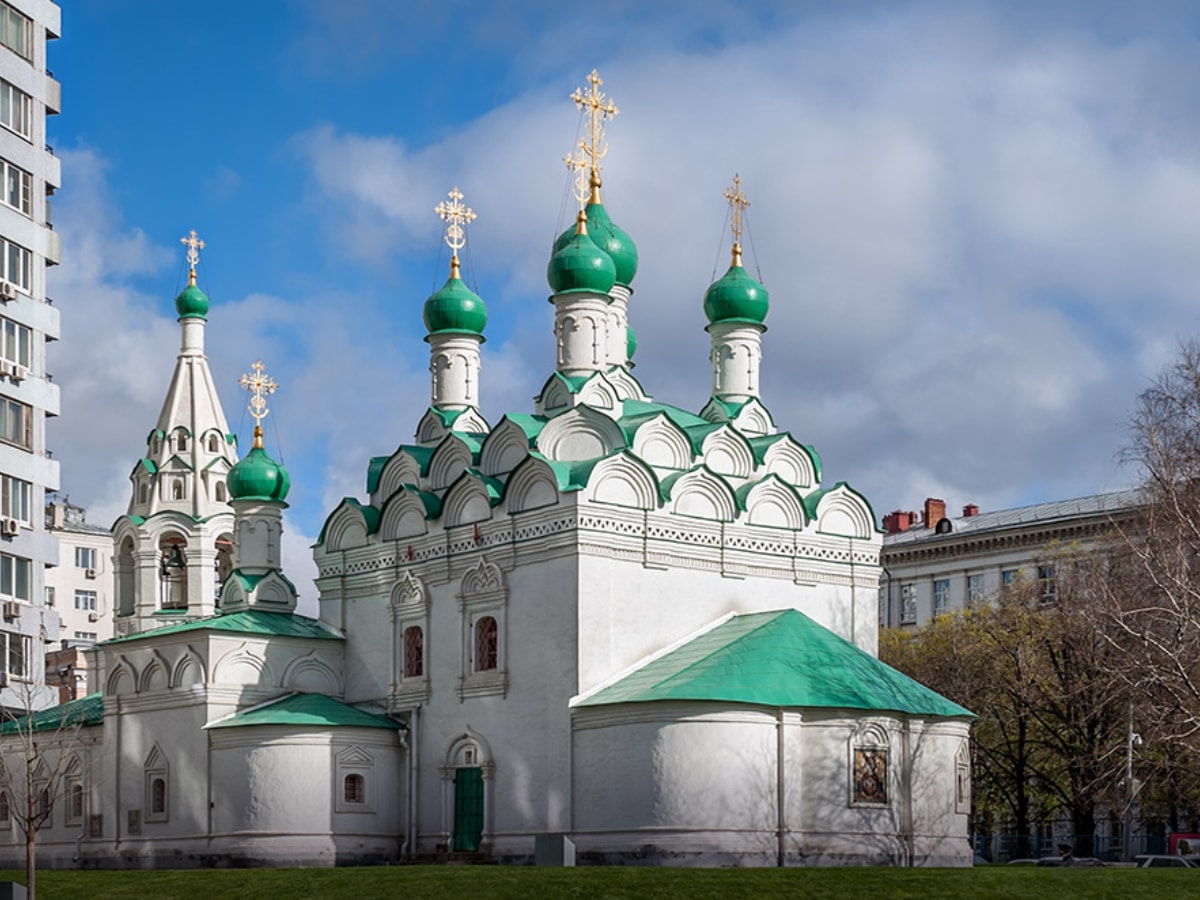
{"left": 0, "top": 866, "right": 1196, "bottom": 900}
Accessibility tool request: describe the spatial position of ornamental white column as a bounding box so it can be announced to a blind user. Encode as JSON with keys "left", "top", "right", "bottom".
{"left": 429, "top": 333, "right": 483, "bottom": 411}
{"left": 709, "top": 321, "right": 765, "bottom": 402}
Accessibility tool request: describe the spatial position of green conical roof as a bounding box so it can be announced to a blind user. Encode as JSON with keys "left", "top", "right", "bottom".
{"left": 174, "top": 282, "right": 210, "bottom": 320}
{"left": 423, "top": 260, "right": 488, "bottom": 337}
{"left": 703, "top": 250, "right": 769, "bottom": 326}
{"left": 548, "top": 215, "right": 616, "bottom": 295}
{"left": 555, "top": 201, "right": 638, "bottom": 287}
{"left": 227, "top": 444, "right": 290, "bottom": 502}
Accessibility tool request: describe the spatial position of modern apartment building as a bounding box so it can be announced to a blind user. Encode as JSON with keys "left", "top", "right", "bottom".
{"left": 45, "top": 498, "right": 111, "bottom": 644}
{"left": 0, "top": 0, "right": 59, "bottom": 713}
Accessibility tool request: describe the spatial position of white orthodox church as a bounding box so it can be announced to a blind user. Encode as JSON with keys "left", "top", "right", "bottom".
{"left": 0, "top": 73, "right": 972, "bottom": 869}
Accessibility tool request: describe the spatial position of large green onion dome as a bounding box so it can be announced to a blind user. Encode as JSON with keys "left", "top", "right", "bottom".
{"left": 227, "top": 444, "right": 291, "bottom": 502}
{"left": 554, "top": 201, "right": 638, "bottom": 287}
{"left": 703, "top": 247, "right": 769, "bottom": 326}
{"left": 548, "top": 214, "right": 616, "bottom": 295}
{"left": 423, "top": 258, "right": 488, "bottom": 336}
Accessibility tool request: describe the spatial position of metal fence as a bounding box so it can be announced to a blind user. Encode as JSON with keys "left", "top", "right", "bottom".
{"left": 974, "top": 832, "right": 1168, "bottom": 863}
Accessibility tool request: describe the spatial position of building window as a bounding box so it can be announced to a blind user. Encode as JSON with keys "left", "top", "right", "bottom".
{"left": 0, "top": 4, "right": 31, "bottom": 60}
{"left": 44, "top": 585, "right": 53, "bottom": 607}
{"left": 0, "top": 316, "right": 30, "bottom": 367}
{"left": 1038, "top": 565, "right": 1057, "bottom": 602}
{"left": 150, "top": 778, "right": 166, "bottom": 816}
{"left": 74, "top": 590, "right": 96, "bottom": 611}
{"left": 900, "top": 583, "right": 917, "bottom": 623}
{"left": 1001, "top": 568, "right": 1019, "bottom": 587}
{"left": 215, "top": 482, "right": 226, "bottom": 502}
{"left": 850, "top": 723, "right": 891, "bottom": 808}
{"left": 955, "top": 743, "right": 971, "bottom": 814}
{"left": 208, "top": 434, "right": 220, "bottom": 453}
{"left": 3, "top": 631, "right": 28, "bottom": 679}
{"left": 403, "top": 625, "right": 423, "bottom": 678}
{"left": 933, "top": 578, "right": 950, "bottom": 615}
{"left": 35, "top": 785, "right": 49, "bottom": 823}
{"left": 474, "top": 616, "right": 498, "bottom": 672}
{"left": 878, "top": 585, "right": 887, "bottom": 626}
{"left": 0, "top": 79, "right": 30, "bottom": 139}
{"left": 75, "top": 547, "right": 96, "bottom": 570}
{"left": 66, "top": 776, "right": 83, "bottom": 827}
{"left": 144, "top": 746, "right": 168, "bottom": 823}
{"left": 0, "top": 236, "right": 30, "bottom": 289}
{"left": 0, "top": 397, "right": 29, "bottom": 448}
{"left": 967, "top": 573, "right": 985, "bottom": 604}
{"left": 73, "top": 631, "right": 96, "bottom": 641}
{"left": 0, "top": 551, "right": 29, "bottom": 601}
{"left": 0, "top": 474, "right": 29, "bottom": 524}
{"left": 0, "top": 158, "right": 29, "bottom": 216}
{"left": 343, "top": 773, "right": 365, "bottom": 804}
{"left": 0, "top": 790, "right": 8, "bottom": 827}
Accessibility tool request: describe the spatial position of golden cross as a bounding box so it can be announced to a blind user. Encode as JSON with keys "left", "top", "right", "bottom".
{"left": 434, "top": 187, "right": 477, "bottom": 260}
{"left": 564, "top": 147, "right": 590, "bottom": 210}
{"left": 724, "top": 174, "right": 750, "bottom": 245}
{"left": 180, "top": 229, "right": 205, "bottom": 285}
{"left": 238, "top": 359, "right": 278, "bottom": 448}
{"left": 570, "top": 69, "right": 618, "bottom": 193}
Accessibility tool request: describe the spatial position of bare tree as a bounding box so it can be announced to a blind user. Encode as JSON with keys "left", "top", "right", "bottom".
{"left": 0, "top": 683, "right": 99, "bottom": 900}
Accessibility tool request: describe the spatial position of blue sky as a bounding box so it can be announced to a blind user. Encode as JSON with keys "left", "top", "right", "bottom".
{"left": 44, "top": 1, "right": 1200, "bottom": 600}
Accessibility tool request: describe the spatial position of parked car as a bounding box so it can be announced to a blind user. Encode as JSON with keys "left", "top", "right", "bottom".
{"left": 1136, "top": 854, "right": 1199, "bottom": 868}
{"left": 1037, "top": 856, "right": 1105, "bottom": 867}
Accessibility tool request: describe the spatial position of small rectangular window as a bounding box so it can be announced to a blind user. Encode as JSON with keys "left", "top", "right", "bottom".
{"left": 0, "top": 474, "right": 30, "bottom": 523}
{"left": 74, "top": 590, "right": 96, "bottom": 611}
{"left": 933, "top": 578, "right": 950, "bottom": 614}
{"left": 1038, "top": 565, "right": 1057, "bottom": 603}
{"left": 74, "top": 547, "right": 97, "bottom": 570}
{"left": 0, "top": 5, "right": 31, "bottom": 60}
{"left": 0, "top": 80, "right": 30, "bottom": 139}
{"left": 0, "top": 159, "right": 29, "bottom": 216}
{"left": 967, "top": 573, "right": 985, "bottom": 604}
{"left": 0, "top": 398, "right": 30, "bottom": 448}
{"left": 900, "top": 584, "right": 917, "bottom": 623}
{"left": 1001, "top": 568, "right": 1019, "bottom": 587}
{"left": 0, "top": 552, "right": 29, "bottom": 601}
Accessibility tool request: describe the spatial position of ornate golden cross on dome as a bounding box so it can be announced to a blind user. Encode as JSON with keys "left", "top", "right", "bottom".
{"left": 570, "top": 69, "right": 618, "bottom": 197}
{"left": 435, "top": 187, "right": 476, "bottom": 277}
{"left": 238, "top": 359, "right": 278, "bottom": 449}
{"left": 180, "top": 229, "right": 205, "bottom": 286}
{"left": 564, "top": 147, "right": 590, "bottom": 210}
{"left": 724, "top": 174, "right": 750, "bottom": 266}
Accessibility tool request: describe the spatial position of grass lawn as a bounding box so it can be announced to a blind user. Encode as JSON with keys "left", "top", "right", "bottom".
{"left": 0, "top": 865, "right": 1196, "bottom": 900}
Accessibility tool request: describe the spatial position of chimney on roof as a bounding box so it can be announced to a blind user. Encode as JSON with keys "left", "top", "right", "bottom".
{"left": 924, "top": 497, "right": 947, "bottom": 530}
{"left": 882, "top": 510, "right": 915, "bottom": 534}
{"left": 962, "top": 503, "right": 980, "bottom": 518}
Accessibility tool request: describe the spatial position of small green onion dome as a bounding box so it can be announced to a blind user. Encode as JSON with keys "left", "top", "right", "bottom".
{"left": 422, "top": 264, "right": 488, "bottom": 336}
{"left": 554, "top": 202, "right": 638, "bottom": 287}
{"left": 626, "top": 324, "right": 638, "bottom": 360}
{"left": 227, "top": 446, "right": 291, "bottom": 502}
{"left": 547, "top": 217, "right": 616, "bottom": 295}
{"left": 174, "top": 283, "right": 210, "bottom": 320}
{"left": 703, "top": 252, "right": 769, "bottom": 326}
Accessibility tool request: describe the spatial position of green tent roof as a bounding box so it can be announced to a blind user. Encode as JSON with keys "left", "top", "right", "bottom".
{"left": 207, "top": 693, "right": 399, "bottom": 730}
{"left": 1, "top": 693, "right": 104, "bottom": 734}
{"left": 104, "top": 610, "right": 343, "bottom": 645}
{"left": 577, "top": 609, "right": 973, "bottom": 718}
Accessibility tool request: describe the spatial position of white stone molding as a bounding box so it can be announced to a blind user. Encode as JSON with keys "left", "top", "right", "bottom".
{"left": 604, "top": 366, "right": 648, "bottom": 402}
{"left": 848, "top": 720, "right": 892, "bottom": 809}
{"left": 575, "top": 375, "right": 620, "bottom": 413}
{"left": 584, "top": 452, "right": 660, "bottom": 511}
{"left": 212, "top": 643, "right": 273, "bottom": 687}
{"left": 322, "top": 501, "right": 372, "bottom": 552}
{"left": 813, "top": 484, "right": 875, "bottom": 540}
{"left": 441, "top": 473, "right": 495, "bottom": 527}
{"left": 503, "top": 456, "right": 560, "bottom": 515}
{"left": 955, "top": 741, "right": 971, "bottom": 814}
{"left": 742, "top": 476, "right": 807, "bottom": 530}
{"left": 375, "top": 451, "right": 422, "bottom": 504}
{"left": 479, "top": 418, "right": 533, "bottom": 478}
{"left": 554, "top": 296, "right": 611, "bottom": 375}
{"left": 631, "top": 414, "right": 693, "bottom": 472}
{"left": 700, "top": 426, "right": 755, "bottom": 479}
{"left": 761, "top": 437, "right": 817, "bottom": 489}
{"left": 170, "top": 647, "right": 207, "bottom": 688}
{"left": 335, "top": 745, "right": 377, "bottom": 814}
{"left": 144, "top": 744, "right": 169, "bottom": 823}
{"left": 536, "top": 406, "right": 625, "bottom": 463}
{"left": 457, "top": 559, "right": 508, "bottom": 700}
{"left": 708, "top": 321, "right": 764, "bottom": 401}
{"left": 605, "top": 288, "right": 630, "bottom": 368}
{"left": 379, "top": 490, "right": 432, "bottom": 542}
{"left": 282, "top": 653, "right": 341, "bottom": 694}
{"left": 137, "top": 650, "right": 171, "bottom": 693}
{"left": 428, "top": 333, "right": 483, "bottom": 411}
{"left": 536, "top": 373, "right": 575, "bottom": 416}
{"left": 439, "top": 728, "right": 496, "bottom": 851}
{"left": 730, "top": 399, "right": 776, "bottom": 437}
{"left": 428, "top": 436, "right": 476, "bottom": 491}
{"left": 668, "top": 468, "right": 739, "bottom": 522}
{"left": 390, "top": 573, "right": 430, "bottom": 706}
{"left": 106, "top": 661, "right": 136, "bottom": 696}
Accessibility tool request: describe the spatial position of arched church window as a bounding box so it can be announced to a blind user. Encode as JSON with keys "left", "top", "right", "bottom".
{"left": 0, "top": 791, "right": 9, "bottom": 825}
{"left": 404, "top": 626, "right": 424, "bottom": 678}
{"left": 70, "top": 781, "right": 84, "bottom": 821}
{"left": 138, "top": 483, "right": 148, "bottom": 504}
{"left": 343, "top": 773, "right": 365, "bottom": 804}
{"left": 177, "top": 433, "right": 189, "bottom": 452}
{"left": 151, "top": 777, "right": 166, "bottom": 815}
{"left": 159, "top": 538, "right": 188, "bottom": 610}
{"left": 474, "top": 616, "right": 497, "bottom": 672}
{"left": 172, "top": 480, "right": 184, "bottom": 501}
{"left": 208, "top": 434, "right": 220, "bottom": 453}
{"left": 215, "top": 482, "right": 226, "bottom": 502}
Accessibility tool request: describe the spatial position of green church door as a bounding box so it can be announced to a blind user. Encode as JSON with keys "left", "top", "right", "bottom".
{"left": 453, "top": 767, "right": 484, "bottom": 852}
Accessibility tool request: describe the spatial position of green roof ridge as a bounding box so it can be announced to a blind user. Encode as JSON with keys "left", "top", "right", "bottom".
{"left": 207, "top": 693, "right": 399, "bottom": 731}
{"left": 104, "top": 610, "right": 344, "bottom": 645}
{"left": 0, "top": 693, "right": 104, "bottom": 735}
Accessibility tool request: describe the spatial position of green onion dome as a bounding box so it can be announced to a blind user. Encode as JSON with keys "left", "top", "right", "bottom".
{"left": 423, "top": 260, "right": 488, "bottom": 336}
{"left": 626, "top": 324, "right": 638, "bottom": 361}
{"left": 547, "top": 215, "right": 616, "bottom": 295}
{"left": 703, "top": 248, "right": 769, "bottom": 326}
{"left": 227, "top": 445, "right": 291, "bottom": 502}
{"left": 554, "top": 202, "right": 638, "bottom": 287}
{"left": 174, "top": 282, "right": 210, "bottom": 320}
